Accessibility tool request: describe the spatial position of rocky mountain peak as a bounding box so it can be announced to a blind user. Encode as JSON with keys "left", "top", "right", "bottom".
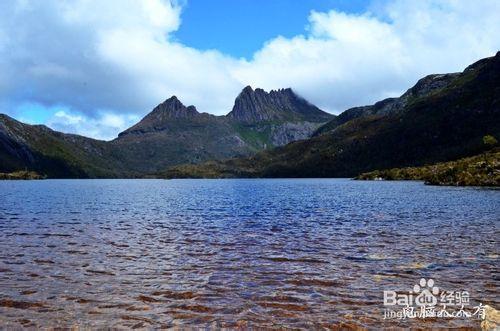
{"left": 227, "top": 86, "right": 333, "bottom": 123}
{"left": 118, "top": 96, "right": 200, "bottom": 137}
{"left": 150, "top": 96, "right": 199, "bottom": 119}
{"left": 404, "top": 73, "right": 460, "bottom": 99}
{"left": 241, "top": 85, "right": 254, "bottom": 94}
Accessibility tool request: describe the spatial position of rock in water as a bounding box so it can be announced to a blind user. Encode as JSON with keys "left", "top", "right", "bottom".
{"left": 482, "top": 305, "right": 500, "bottom": 331}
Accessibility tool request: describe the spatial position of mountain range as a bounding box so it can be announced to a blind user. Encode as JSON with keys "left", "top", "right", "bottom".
{"left": 1, "top": 53, "right": 499, "bottom": 179}
{"left": 0, "top": 87, "right": 333, "bottom": 177}
{"left": 162, "top": 52, "right": 500, "bottom": 178}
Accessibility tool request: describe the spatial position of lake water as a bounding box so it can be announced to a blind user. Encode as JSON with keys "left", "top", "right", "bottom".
{"left": 0, "top": 179, "right": 498, "bottom": 329}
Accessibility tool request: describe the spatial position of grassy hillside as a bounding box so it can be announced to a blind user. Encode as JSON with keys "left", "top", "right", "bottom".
{"left": 356, "top": 149, "right": 499, "bottom": 186}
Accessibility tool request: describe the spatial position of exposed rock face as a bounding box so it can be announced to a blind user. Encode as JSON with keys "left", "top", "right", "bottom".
{"left": 111, "top": 88, "right": 333, "bottom": 171}
{"left": 270, "top": 122, "right": 323, "bottom": 146}
{"left": 223, "top": 86, "right": 333, "bottom": 147}
{"left": 153, "top": 96, "right": 199, "bottom": 117}
{"left": 227, "top": 86, "right": 332, "bottom": 123}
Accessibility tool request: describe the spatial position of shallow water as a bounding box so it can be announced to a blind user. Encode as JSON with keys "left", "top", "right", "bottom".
{"left": 0, "top": 179, "right": 498, "bottom": 329}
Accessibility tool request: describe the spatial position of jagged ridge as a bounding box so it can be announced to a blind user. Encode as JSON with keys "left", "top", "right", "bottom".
{"left": 227, "top": 86, "right": 332, "bottom": 123}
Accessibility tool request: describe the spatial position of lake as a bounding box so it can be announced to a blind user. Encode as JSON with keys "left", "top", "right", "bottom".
{"left": 0, "top": 179, "right": 498, "bottom": 328}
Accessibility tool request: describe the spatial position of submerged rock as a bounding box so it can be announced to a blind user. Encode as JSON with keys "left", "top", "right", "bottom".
{"left": 482, "top": 305, "right": 500, "bottom": 330}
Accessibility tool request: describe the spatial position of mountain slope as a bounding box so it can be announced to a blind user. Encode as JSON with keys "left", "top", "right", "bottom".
{"left": 0, "top": 114, "right": 128, "bottom": 178}
{"left": 313, "top": 72, "right": 460, "bottom": 136}
{"left": 161, "top": 52, "right": 500, "bottom": 178}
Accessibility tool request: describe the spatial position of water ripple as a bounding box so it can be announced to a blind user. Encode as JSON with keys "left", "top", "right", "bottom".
{"left": 0, "top": 179, "right": 498, "bottom": 328}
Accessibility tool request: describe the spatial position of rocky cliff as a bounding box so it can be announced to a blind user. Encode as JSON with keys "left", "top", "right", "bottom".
{"left": 227, "top": 86, "right": 332, "bottom": 123}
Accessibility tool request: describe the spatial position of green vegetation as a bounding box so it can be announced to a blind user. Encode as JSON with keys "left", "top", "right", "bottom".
{"left": 232, "top": 123, "right": 273, "bottom": 150}
{"left": 161, "top": 162, "right": 239, "bottom": 179}
{"left": 483, "top": 134, "right": 498, "bottom": 147}
{"left": 356, "top": 150, "right": 500, "bottom": 186}
{"left": 0, "top": 114, "right": 130, "bottom": 178}
{"left": 0, "top": 170, "right": 45, "bottom": 180}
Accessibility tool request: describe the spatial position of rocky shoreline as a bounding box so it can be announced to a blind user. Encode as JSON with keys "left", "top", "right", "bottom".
{"left": 0, "top": 171, "right": 45, "bottom": 180}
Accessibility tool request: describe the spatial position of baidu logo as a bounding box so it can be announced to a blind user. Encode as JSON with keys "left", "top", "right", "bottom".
{"left": 414, "top": 278, "right": 439, "bottom": 307}
{"left": 384, "top": 278, "right": 439, "bottom": 307}
{"left": 382, "top": 278, "right": 485, "bottom": 320}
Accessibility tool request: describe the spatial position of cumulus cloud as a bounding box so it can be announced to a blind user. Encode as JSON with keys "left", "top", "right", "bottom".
{"left": 0, "top": 0, "right": 185, "bottom": 114}
{"left": 0, "top": 0, "right": 499, "bottom": 139}
{"left": 46, "top": 110, "right": 139, "bottom": 141}
{"left": 238, "top": 0, "right": 500, "bottom": 111}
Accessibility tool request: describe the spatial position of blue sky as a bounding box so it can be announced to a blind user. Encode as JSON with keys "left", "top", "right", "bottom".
{"left": 174, "top": 0, "right": 371, "bottom": 58}
{"left": 0, "top": 0, "right": 499, "bottom": 140}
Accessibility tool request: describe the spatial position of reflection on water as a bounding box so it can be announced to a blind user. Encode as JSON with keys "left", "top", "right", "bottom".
{"left": 0, "top": 179, "right": 498, "bottom": 328}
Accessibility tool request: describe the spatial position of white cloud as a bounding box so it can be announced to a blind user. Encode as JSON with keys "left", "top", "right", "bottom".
{"left": 0, "top": 0, "right": 499, "bottom": 139}
{"left": 96, "top": 28, "right": 243, "bottom": 113}
{"left": 237, "top": 1, "right": 500, "bottom": 111}
{"left": 53, "top": 111, "right": 83, "bottom": 125}
{"left": 46, "top": 110, "right": 139, "bottom": 141}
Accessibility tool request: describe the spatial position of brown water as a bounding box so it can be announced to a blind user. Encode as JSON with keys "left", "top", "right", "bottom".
{"left": 0, "top": 179, "right": 498, "bottom": 329}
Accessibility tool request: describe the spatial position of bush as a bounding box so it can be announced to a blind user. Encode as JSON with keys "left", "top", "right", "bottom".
{"left": 483, "top": 135, "right": 498, "bottom": 148}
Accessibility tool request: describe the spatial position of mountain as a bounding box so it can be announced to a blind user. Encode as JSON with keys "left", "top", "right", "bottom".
{"left": 109, "top": 96, "right": 251, "bottom": 174}
{"left": 0, "top": 88, "right": 333, "bottom": 177}
{"left": 312, "top": 72, "right": 460, "bottom": 136}
{"left": 228, "top": 86, "right": 332, "bottom": 123}
{"left": 226, "top": 86, "right": 333, "bottom": 148}
{"left": 161, "top": 52, "right": 500, "bottom": 178}
{"left": 122, "top": 96, "right": 201, "bottom": 133}
{"left": 0, "top": 114, "right": 128, "bottom": 178}
{"left": 110, "top": 88, "right": 333, "bottom": 173}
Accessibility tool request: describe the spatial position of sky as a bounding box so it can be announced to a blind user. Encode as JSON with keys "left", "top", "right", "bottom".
{"left": 0, "top": 0, "right": 499, "bottom": 140}
{"left": 174, "top": 0, "right": 371, "bottom": 58}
